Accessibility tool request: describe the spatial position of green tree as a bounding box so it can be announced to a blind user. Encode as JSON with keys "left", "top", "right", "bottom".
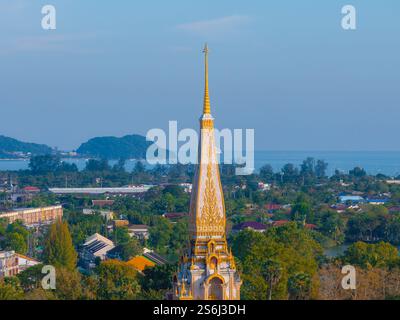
{"left": 288, "top": 273, "right": 312, "bottom": 300}
{"left": 6, "top": 232, "right": 27, "bottom": 254}
{"left": 0, "top": 277, "right": 24, "bottom": 300}
{"left": 29, "top": 155, "right": 61, "bottom": 173}
{"left": 96, "top": 260, "right": 141, "bottom": 300}
{"left": 3, "top": 221, "right": 29, "bottom": 254}
{"left": 85, "top": 159, "right": 110, "bottom": 172}
{"left": 343, "top": 241, "right": 399, "bottom": 269}
{"left": 259, "top": 164, "right": 274, "bottom": 182}
{"left": 43, "top": 220, "right": 78, "bottom": 271}
{"left": 232, "top": 223, "right": 322, "bottom": 300}
{"left": 54, "top": 267, "right": 83, "bottom": 300}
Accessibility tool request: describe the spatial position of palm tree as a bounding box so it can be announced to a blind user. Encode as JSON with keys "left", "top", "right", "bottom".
{"left": 261, "top": 259, "right": 283, "bottom": 300}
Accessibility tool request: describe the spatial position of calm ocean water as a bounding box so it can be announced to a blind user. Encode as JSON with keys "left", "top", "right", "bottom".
{"left": 1, "top": 151, "right": 400, "bottom": 177}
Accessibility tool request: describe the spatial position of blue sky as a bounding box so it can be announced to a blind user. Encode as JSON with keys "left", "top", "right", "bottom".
{"left": 0, "top": 0, "right": 399, "bottom": 151}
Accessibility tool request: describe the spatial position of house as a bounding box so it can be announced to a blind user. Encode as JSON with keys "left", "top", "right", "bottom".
{"left": 15, "top": 253, "right": 40, "bottom": 272}
{"left": 126, "top": 248, "right": 167, "bottom": 272}
{"left": 331, "top": 204, "right": 347, "bottom": 213}
{"left": 0, "top": 251, "right": 18, "bottom": 277}
{"left": 271, "top": 220, "right": 317, "bottom": 230}
{"left": 143, "top": 248, "right": 168, "bottom": 265}
{"left": 232, "top": 221, "right": 267, "bottom": 233}
{"left": 80, "top": 233, "right": 115, "bottom": 268}
{"left": 264, "top": 203, "right": 282, "bottom": 213}
{"left": 82, "top": 208, "right": 114, "bottom": 221}
{"left": 163, "top": 212, "right": 188, "bottom": 222}
{"left": 113, "top": 219, "right": 129, "bottom": 228}
{"left": 127, "top": 224, "right": 149, "bottom": 240}
{"left": 92, "top": 199, "right": 115, "bottom": 207}
{"left": 272, "top": 220, "right": 290, "bottom": 227}
{"left": 22, "top": 186, "right": 40, "bottom": 193}
{"left": 258, "top": 182, "right": 270, "bottom": 191}
{"left": 367, "top": 198, "right": 389, "bottom": 205}
{"left": 0, "top": 251, "right": 40, "bottom": 277}
{"left": 339, "top": 195, "right": 364, "bottom": 204}
{"left": 179, "top": 183, "right": 192, "bottom": 193}
{"left": 127, "top": 256, "right": 155, "bottom": 272}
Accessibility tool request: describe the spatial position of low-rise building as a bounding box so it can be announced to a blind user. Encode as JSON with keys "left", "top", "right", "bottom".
{"left": 162, "top": 212, "right": 188, "bottom": 222}
{"left": 0, "top": 205, "right": 63, "bottom": 226}
{"left": 127, "top": 224, "right": 149, "bottom": 240}
{"left": 80, "top": 233, "right": 115, "bottom": 268}
{"left": 127, "top": 256, "right": 155, "bottom": 272}
{"left": 49, "top": 185, "right": 154, "bottom": 195}
{"left": 339, "top": 195, "right": 364, "bottom": 204}
{"left": 367, "top": 198, "right": 389, "bottom": 205}
{"left": 15, "top": 253, "right": 40, "bottom": 273}
{"left": 82, "top": 208, "right": 114, "bottom": 220}
{"left": 92, "top": 199, "right": 115, "bottom": 207}
{"left": 179, "top": 183, "right": 192, "bottom": 193}
{"left": 0, "top": 251, "right": 40, "bottom": 277}
{"left": 0, "top": 251, "right": 18, "bottom": 277}
{"left": 232, "top": 221, "right": 267, "bottom": 233}
{"left": 113, "top": 219, "right": 129, "bottom": 228}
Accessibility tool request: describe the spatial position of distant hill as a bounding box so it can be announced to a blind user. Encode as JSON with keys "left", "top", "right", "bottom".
{"left": 0, "top": 135, "right": 53, "bottom": 158}
{"left": 77, "top": 134, "right": 153, "bottom": 159}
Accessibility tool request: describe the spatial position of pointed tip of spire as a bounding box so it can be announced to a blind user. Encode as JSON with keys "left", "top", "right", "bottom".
{"left": 203, "top": 43, "right": 211, "bottom": 114}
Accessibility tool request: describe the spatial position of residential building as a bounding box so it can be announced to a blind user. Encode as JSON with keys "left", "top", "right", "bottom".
{"left": 179, "top": 183, "right": 193, "bottom": 193}
{"left": 92, "top": 199, "right": 115, "bottom": 207}
{"left": 127, "top": 224, "right": 149, "bottom": 240}
{"left": 82, "top": 208, "right": 114, "bottom": 220}
{"left": 0, "top": 251, "right": 18, "bottom": 277}
{"left": 0, "top": 251, "right": 39, "bottom": 277}
{"left": 232, "top": 221, "right": 267, "bottom": 233}
{"left": 367, "top": 198, "right": 389, "bottom": 205}
{"left": 0, "top": 205, "right": 63, "bottom": 226}
{"left": 162, "top": 212, "right": 188, "bottom": 222}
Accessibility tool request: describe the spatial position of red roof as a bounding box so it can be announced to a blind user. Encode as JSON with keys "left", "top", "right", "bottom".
{"left": 272, "top": 220, "right": 289, "bottom": 227}
{"left": 23, "top": 186, "right": 40, "bottom": 192}
{"left": 305, "top": 223, "right": 317, "bottom": 230}
{"left": 265, "top": 204, "right": 282, "bottom": 211}
{"left": 163, "top": 212, "right": 188, "bottom": 219}
{"left": 272, "top": 220, "right": 317, "bottom": 230}
{"left": 92, "top": 199, "right": 115, "bottom": 207}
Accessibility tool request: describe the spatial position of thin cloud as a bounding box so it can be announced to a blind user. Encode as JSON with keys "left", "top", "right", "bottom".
{"left": 176, "top": 15, "right": 251, "bottom": 36}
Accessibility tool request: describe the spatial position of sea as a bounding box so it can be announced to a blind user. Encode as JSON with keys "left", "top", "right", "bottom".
{"left": 1, "top": 151, "right": 400, "bottom": 177}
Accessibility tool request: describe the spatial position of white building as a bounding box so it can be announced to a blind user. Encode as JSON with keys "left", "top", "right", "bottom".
{"left": 127, "top": 224, "right": 149, "bottom": 240}
{"left": 49, "top": 185, "right": 154, "bottom": 195}
{"left": 0, "top": 251, "right": 40, "bottom": 277}
{"left": 81, "top": 233, "right": 115, "bottom": 268}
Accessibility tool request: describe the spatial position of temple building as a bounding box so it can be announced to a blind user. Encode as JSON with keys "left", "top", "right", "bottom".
{"left": 173, "top": 45, "right": 241, "bottom": 300}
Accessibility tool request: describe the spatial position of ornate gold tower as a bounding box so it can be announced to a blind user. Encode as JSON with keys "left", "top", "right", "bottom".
{"left": 173, "top": 44, "right": 241, "bottom": 300}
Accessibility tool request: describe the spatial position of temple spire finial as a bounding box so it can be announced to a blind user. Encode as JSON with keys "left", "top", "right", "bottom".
{"left": 203, "top": 43, "right": 211, "bottom": 114}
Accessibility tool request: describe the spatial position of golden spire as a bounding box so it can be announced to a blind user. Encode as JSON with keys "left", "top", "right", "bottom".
{"left": 203, "top": 43, "right": 211, "bottom": 114}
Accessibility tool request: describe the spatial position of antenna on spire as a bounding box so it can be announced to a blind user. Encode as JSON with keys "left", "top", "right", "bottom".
{"left": 203, "top": 43, "right": 209, "bottom": 55}
{"left": 203, "top": 43, "right": 211, "bottom": 114}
